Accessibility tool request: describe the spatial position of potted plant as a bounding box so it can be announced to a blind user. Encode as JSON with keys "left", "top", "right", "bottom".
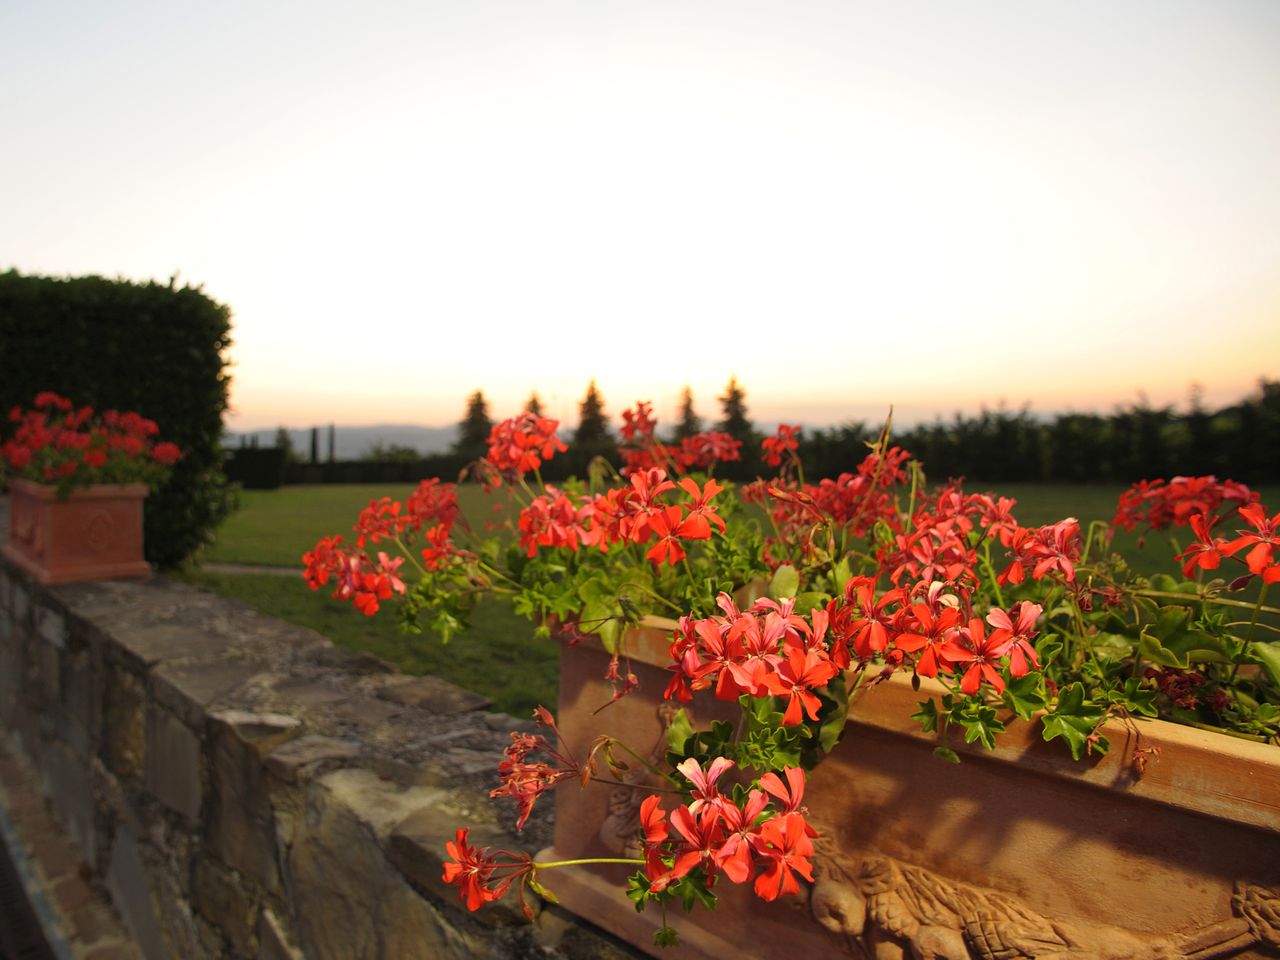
{"left": 304, "top": 406, "right": 1280, "bottom": 957}
{"left": 1, "top": 392, "right": 181, "bottom": 585}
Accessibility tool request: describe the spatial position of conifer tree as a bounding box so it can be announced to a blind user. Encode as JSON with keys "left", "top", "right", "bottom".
{"left": 717, "top": 376, "right": 752, "bottom": 442}
{"left": 674, "top": 386, "right": 701, "bottom": 440}
{"left": 454, "top": 389, "right": 493, "bottom": 460}
{"left": 525, "top": 392, "right": 544, "bottom": 416}
{"left": 574, "top": 380, "right": 611, "bottom": 448}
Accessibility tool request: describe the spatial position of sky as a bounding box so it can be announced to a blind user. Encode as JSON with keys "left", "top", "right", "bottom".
{"left": 2, "top": 1, "right": 1278, "bottom": 432}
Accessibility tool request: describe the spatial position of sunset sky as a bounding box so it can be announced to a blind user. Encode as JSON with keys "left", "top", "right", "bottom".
{"left": 2, "top": 1, "right": 1277, "bottom": 431}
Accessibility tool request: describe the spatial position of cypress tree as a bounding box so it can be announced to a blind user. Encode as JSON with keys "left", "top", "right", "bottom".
{"left": 717, "top": 376, "right": 752, "bottom": 442}
{"left": 454, "top": 389, "right": 493, "bottom": 460}
{"left": 575, "top": 380, "right": 611, "bottom": 448}
{"left": 674, "top": 386, "right": 701, "bottom": 440}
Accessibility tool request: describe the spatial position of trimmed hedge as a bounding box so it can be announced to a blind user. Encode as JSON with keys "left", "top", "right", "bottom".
{"left": 0, "top": 270, "right": 235, "bottom": 567}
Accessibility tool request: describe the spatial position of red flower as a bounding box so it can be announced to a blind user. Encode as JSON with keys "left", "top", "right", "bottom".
{"left": 954, "top": 617, "right": 1014, "bottom": 695}
{"left": 654, "top": 805, "right": 724, "bottom": 892}
{"left": 761, "top": 424, "right": 801, "bottom": 468}
{"left": 892, "top": 603, "right": 966, "bottom": 679}
{"left": 639, "top": 795, "right": 671, "bottom": 880}
{"left": 676, "top": 476, "right": 726, "bottom": 538}
{"left": 441, "top": 828, "right": 518, "bottom": 911}
{"left": 645, "top": 505, "right": 689, "bottom": 565}
{"left": 676, "top": 756, "right": 735, "bottom": 815}
{"left": 1177, "top": 513, "right": 1227, "bottom": 578}
{"left": 752, "top": 813, "right": 815, "bottom": 901}
{"left": 761, "top": 642, "right": 838, "bottom": 726}
{"left": 484, "top": 413, "right": 567, "bottom": 481}
{"left": 985, "top": 602, "right": 1042, "bottom": 676}
{"left": 151, "top": 441, "right": 182, "bottom": 465}
{"left": 1224, "top": 503, "right": 1280, "bottom": 583}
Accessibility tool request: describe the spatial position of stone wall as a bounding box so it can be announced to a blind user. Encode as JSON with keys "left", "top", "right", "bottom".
{"left": 0, "top": 558, "right": 644, "bottom": 960}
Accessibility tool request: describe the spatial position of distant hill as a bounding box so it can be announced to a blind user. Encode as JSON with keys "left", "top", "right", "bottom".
{"left": 224, "top": 424, "right": 458, "bottom": 461}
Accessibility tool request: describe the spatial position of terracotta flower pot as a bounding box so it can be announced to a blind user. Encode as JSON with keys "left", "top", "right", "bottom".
{"left": 2, "top": 478, "right": 151, "bottom": 585}
{"left": 541, "top": 617, "right": 1280, "bottom": 960}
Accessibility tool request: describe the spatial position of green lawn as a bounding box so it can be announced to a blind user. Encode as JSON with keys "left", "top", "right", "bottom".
{"left": 181, "top": 481, "right": 1280, "bottom": 714}
{"left": 198, "top": 483, "right": 509, "bottom": 567}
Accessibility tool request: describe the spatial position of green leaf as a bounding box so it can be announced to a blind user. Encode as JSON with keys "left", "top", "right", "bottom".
{"left": 598, "top": 618, "right": 621, "bottom": 654}
{"left": 912, "top": 697, "right": 941, "bottom": 734}
{"left": 933, "top": 746, "right": 961, "bottom": 764}
{"left": 1249, "top": 641, "right": 1280, "bottom": 687}
{"left": 1137, "top": 630, "right": 1190, "bottom": 669}
{"left": 794, "top": 591, "right": 827, "bottom": 615}
{"left": 768, "top": 564, "right": 799, "bottom": 599}
{"left": 1090, "top": 632, "right": 1136, "bottom": 662}
{"left": 1040, "top": 682, "right": 1107, "bottom": 760}
{"left": 1001, "top": 673, "right": 1048, "bottom": 721}
{"left": 952, "top": 699, "right": 1004, "bottom": 750}
{"left": 654, "top": 927, "right": 680, "bottom": 948}
{"left": 665, "top": 708, "right": 695, "bottom": 756}
{"left": 832, "top": 557, "right": 852, "bottom": 593}
{"left": 1117, "top": 677, "right": 1158, "bottom": 717}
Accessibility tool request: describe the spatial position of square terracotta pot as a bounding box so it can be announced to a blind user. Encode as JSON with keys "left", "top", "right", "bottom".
{"left": 540, "top": 617, "right": 1280, "bottom": 960}
{"left": 2, "top": 478, "right": 151, "bottom": 585}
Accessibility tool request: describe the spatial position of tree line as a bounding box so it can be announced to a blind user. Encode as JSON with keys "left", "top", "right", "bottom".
{"left": 453, "top": 377, "right": 1280, "bottom": 486}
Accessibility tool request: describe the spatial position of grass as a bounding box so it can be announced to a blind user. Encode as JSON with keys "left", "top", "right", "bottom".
{"left": 182, "top": 481, "right": 1280, "bottom": 713}
{"left": 199, "top": 483, "right": 509, "bottom": 567}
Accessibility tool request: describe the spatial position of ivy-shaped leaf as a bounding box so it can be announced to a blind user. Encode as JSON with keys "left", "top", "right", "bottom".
{"left": 951, "top": 698, "right": 1005, "bottom": 750}
{"left": 769, "top": 564, "right": 799, "bottom": 600}
{"left": 1002, "top": 672, "right": 1048, "bottom": 721}
{"left": 1040, "top": 682, "right": 1107, "bottom": 760}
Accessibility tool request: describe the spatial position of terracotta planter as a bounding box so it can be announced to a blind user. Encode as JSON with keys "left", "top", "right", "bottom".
{"left": 541, "top": 617, "right": 1280, "bottom": 960}
{"left": 1, "top": 478, "right": 151, "bottom": 585}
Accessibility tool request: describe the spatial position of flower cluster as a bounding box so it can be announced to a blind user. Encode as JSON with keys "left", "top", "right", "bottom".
{"left": 742, "top": 444, "right": 912, "bottom": 568}
{"left": 617, "top": 401, "right": 743, "bottom": 476}
{"left": 637, "top": 760, "right": 816, "bottom": 901}
{"left": 667, "top": 586, "right": 1041, "bottom": 710}
{"left": 1112, "top": 475, "right": 1256, "bottom": 535}
{"left": 482, "top": 412, "right": 567, "bottom": 487}
{"left": 1, "top": 392, "right": 181, "bottom": 495}
{"left": 517, "top": 472, "right": 726, "bottom": 565}
{"left": 302, "top": 478, "right": 465, "bottom": 615}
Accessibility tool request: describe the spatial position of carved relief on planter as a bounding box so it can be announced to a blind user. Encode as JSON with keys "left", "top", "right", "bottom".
{"left": 810, "top": 845, "right": 1280, "bottom": 960}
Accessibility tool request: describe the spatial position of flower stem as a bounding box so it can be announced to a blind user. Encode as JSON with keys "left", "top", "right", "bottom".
{"left": 608, "top": 737, "right": 679, "bottom": 784}
{"left": 533, "top": 857, "right": 644, "bottom": 871}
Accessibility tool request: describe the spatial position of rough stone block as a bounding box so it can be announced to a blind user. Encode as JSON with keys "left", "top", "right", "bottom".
{"left": 287, "top": 772, "right": 473, "bottom": 960}
{"left": 60, "top": 647, "right": 94, "bottom": 757}
{"left": 40, "top": 739, "right": 95, "bottom": 863}
{"left": 206, "top": 711, "right": 302, "bottom": 892}
{"left": 106, "top": 825, "right": 169, "bottom": 960}
{"left": 112, "top": 623, "right": 214, "bottom": 672}
{"left": 103, "top": 666, "right": 146, "bottom": 781}
{"left": 11, "top": 582, "right": 29, "bottom": 623}
{"left": 36, "top": 605, "right": 66, "bottom": 648}
{"left": 265, "top": 736, "right": 361, "bottom": 785}
{"left": 390, "top": 807, "right": 539, "bottom": 926}
{"left": 35, "top": 636, "right": 62, "bottom": 709}
{"left": 145, "top": 707, "right": 203, "bottom": 822}
{"left": 152, "top": 658, "right": 271, "bottom": 729}
{"left": 257, "top": 908, "right": 304, "bottom": 960}
{"left": 375, "top": 675, "right": 492, "bottom": 714}
{"left": 192, "top": 855, "right": 258, "bottom": 958}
